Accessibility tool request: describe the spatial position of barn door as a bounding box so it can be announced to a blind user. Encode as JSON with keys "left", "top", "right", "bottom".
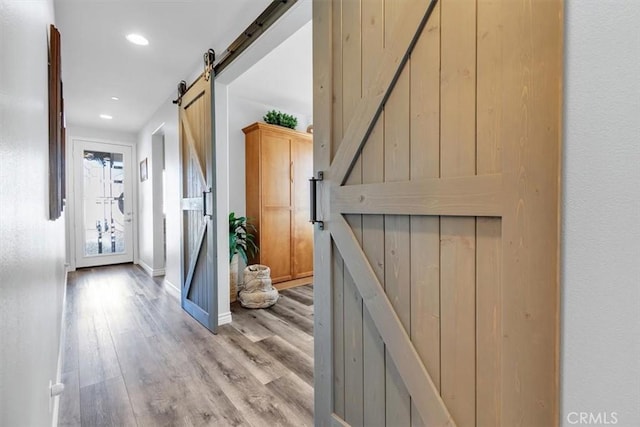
{"left": 313, "top": 0, "right": 562, "bottom": 426}
{"left": 178, "top": 62, "right": 218, "bottom": 333}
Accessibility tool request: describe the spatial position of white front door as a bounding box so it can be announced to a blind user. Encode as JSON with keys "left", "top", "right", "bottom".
{"left": 74, "top": 140, "right": 134, "bottom": 268}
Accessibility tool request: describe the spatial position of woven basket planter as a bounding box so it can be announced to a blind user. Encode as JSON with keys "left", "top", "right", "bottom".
{"left": 238, "top": 264, "right": 279, "bottom": 309}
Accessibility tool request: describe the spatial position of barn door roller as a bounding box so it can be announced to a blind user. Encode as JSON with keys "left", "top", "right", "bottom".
{"left": 172, "top": 80, "right": 187, "bottom": 106}
{"left": 203, "top": 49, "right": 215, "bottom": 81}
{"left": 309, "top": 171, "right": 324, "bottom": 230}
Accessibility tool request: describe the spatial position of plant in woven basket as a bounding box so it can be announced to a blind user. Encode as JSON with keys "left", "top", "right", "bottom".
{"left": 263, "top": 110, "right": 298, "bottom": 129}
{"left": 229, "top": 212, "right": 258, "bottom": 263}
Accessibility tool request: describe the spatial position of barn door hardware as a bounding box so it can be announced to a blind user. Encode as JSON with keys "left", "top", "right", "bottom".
{"left": 202, "top": 187, "right": 212, "bottom": 219}
{"left": 204, "top": 49, "right": 215, "bottom": 81}
{"left": 172, "top": 80, "right": 187, "bottom": 106}
{"left": 309, "top": 171, "right": 324, "bottom": 230}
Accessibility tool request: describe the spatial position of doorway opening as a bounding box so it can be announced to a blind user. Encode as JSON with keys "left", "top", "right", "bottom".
{"left": 224, "top": 16, "right": 313, "bottom": 301}
{"left": 151, "top": 128, "right": 166, "bottom": 274}
{"left": 72, "top": 139, "right": 135, "bottom": 268}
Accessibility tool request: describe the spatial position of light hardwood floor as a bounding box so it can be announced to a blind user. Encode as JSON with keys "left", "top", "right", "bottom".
{"left": 59, "top": 264, "right": 314, "bottom": 427}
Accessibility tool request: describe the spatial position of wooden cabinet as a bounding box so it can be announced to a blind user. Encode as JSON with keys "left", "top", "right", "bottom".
{"left": 243, "top": 122, "right": 313, "bottom": 284}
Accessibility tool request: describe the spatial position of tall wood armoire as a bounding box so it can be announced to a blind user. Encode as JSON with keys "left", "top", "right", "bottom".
{"left": 243, "top": 122, "right": 313, "bottom": 285}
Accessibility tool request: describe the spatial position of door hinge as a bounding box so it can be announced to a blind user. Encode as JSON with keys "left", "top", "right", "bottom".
{"left": 309, "top": 171, "right": 324, "bottom": 230}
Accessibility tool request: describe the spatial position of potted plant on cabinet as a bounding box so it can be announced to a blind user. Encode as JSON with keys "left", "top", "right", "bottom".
{"left": 229, "top": 212, "right": 258, "bottom": 302}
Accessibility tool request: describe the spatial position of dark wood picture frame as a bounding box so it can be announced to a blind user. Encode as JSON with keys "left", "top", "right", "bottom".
{"left": 48, "top": 24, "right": 65, "bottom": 220}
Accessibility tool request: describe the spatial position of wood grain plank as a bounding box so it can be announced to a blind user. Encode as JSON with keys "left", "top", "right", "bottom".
{"left": 249, "top": 308, "right": 315, "bottom": 357}
{"left": 291, "top": 284, "right": 314, "bottom": 298}
{"left": 343, "top": 269, "right": 364, "bottom": 427}
{"left": 77, "top": 312, "right": 120, "bottom": 388}
{"left": 62, "top": 281, "right": 79, "bottom": 374}
{"left": 409, "top": 5, "right": 441, "bottom": 425}
{"left": 498, "top": 1, "right": 562, "bottom": 425}
{"left": 384, "top": 48, "right": 412, "bottom": 427}
{"left": 361, "top": 0, "right": 386, "bottom": 423}
{"left": 476, "top": 1, "right": 504, "bottom": 425}
{"left": 330, "top": 0, "right": 439, "bottom": 185}
{"left": 59, "top": 370, "right": 81, "bottom": 426}
{"left": 79, "top": 377, "right": 136, "bottom": 427}
{"left": 341, "top": 0, "right": 366, "bottom": 424}
{"left": 332, "top": 174, "right": 502, "bottom": 216}
{"left": 268, "top": 301, "right": 314, "bottom": 335}
{"left": 330, "top": 217, "right": 454, "bottom": 426}
{"left": 113, "top": 331, "right": 188, "bottom": 423}
{"left": 285, "top": 286, "right": 315, "bottom": 306}
{"left": 267, "top": 373, "right": 314, "bottom": 426}
{"left": 189, "top": 334, "right": 304, "bottom": 427}
{"left": 216, "top": 326, "right": 290, "bottom": 385}
{"left": 440, "top": 0, "right": 477, "bottom": 426}
{"left": 256, "top": 335, "right": 315, "bottom": 387}
{"left": 229, "top": 304, "right": 275, "bottom": 342}
{"left": 332, "top": 0, "right": 343, "bottom": 159}
{"left": 332, "top": 246, "right": 346, "bottom": 418}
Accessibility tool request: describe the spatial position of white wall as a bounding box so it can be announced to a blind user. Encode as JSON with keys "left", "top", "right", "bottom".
{"left": 65, "top": 125, "right": 137, "bottom": 146}
{"left": 0, "top": 0, "right": 67, "bottom": 425}
{"left": 137, "top": 101, "right": 181, "bottom": 291}
{"left": 562, "top": 1, "right": 640, "bottom": 425}
{"left": 228, "top": 94, "right": 312, "bottom": 217}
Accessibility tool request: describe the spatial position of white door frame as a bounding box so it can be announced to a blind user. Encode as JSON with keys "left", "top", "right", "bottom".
{"left": 66, "top": 136, "right": 138, "bottom": 271}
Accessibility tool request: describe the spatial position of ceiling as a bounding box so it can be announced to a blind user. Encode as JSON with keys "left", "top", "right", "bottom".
{"left": 55, "top": 0, "right": 273, "bottom": 133}
{"left": 229, "top": 20, "right": 312, "bottom": 117}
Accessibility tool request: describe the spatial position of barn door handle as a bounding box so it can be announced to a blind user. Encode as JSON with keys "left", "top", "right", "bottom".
{"left": 309, "top": 171, "right": 324, "bottom": 230}
{"left": 202, "top": 187, "right": 212, "bottom": 219}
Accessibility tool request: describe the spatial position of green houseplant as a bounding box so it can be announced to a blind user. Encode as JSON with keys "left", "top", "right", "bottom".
{"left": 229, "top": 212, "right": 258, "bottom": 301}
{"left": 263, "top": 110, "right": 298, "bottom": 130}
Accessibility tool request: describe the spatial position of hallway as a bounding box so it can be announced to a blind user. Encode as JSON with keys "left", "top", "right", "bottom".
{"left": 59, "top": 264, "right": 313, "bottom": 427}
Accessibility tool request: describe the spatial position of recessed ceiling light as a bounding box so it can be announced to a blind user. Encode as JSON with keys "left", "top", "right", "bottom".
{"left": 111, "top": 96, "right": 119, "bottom": 101}
{"left": 100, "top": 114, "right": 113, "bottom": 120}
{"left": 126, "top": 33, "right": 149, "bottom": 46}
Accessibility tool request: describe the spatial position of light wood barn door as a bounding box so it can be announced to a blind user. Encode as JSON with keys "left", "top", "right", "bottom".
{"left": 179, "top": 75, "right": 218, "bottom": 333}
{"left": 312, "top": 0, "right": 562, "bottom": 426}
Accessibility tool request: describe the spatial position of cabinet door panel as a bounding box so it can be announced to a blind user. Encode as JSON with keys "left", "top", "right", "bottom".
{"left": 261, "top": 132, "right": 292, "bottom": 208}
{"left": 292, "top": 138, "right": 314, "bottom": 278}
{"left": 261, "top": 207, "right": 292, "bottom": 283}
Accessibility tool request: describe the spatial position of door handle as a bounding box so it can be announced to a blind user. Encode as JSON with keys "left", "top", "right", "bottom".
{"left": 203, "top": 187, "right": 212, "bottom": 218}
{"left": 309, "top": 171, "right": 324, "bottom": 230}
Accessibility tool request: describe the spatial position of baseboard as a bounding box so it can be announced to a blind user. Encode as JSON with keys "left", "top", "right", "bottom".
{"left": 164, "top": 279, "right": 181, "bottom": 299}
{"left": 219, "top": 311, "right": 233, "bottom": 326}
{"left": 51, "top": 266, "right": 68, "bottom": 427}
{"left": 138, "top": 259, "right": 166, "bottom": 277}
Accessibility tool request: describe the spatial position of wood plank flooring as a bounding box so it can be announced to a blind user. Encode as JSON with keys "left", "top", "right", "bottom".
{"left": 59, "top": 264, "right": 314, "bottom": 427}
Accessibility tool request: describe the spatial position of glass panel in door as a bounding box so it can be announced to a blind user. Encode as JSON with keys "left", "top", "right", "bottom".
{"left": 82, "top": 150, "right": 126, "bottom": 255}
{"left": 74, "top": 140, "right": 133, "bottom": 268}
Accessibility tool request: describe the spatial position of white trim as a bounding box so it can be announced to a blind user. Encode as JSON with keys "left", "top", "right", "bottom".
{"left": 163, "top": 279, "right": 181, "bottom": 300}
{"left": 51, "top": 267, "right": 68, "bottom": 427}
{"left": 218, "top": 311, "right": 233, "bottom": 326}
{"left": 137, "top": 259, "right": 166, "bottom": 277}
